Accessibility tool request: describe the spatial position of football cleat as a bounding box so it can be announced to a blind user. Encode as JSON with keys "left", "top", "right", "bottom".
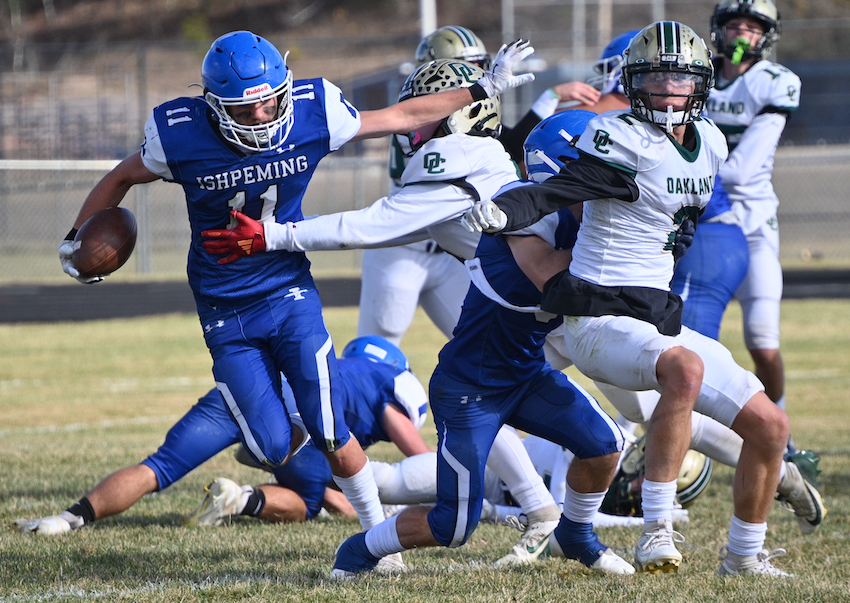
{"left": 15, "top": 513, "right": 79, "bottom": 536}
{"left": 493, "top": 516, "right": 559, "bottom": 567}
{"left": 182, "top": 477, "right": 245, "bottom": 527}
{"left": 776, "top": 454, "right": 827, "bottom": 535}
{"left": 717, "top": 546, "right": 793, "bottom": 577}
{"left": 375, "top": 552, "right": 408, "bottom": 574}
{"left": 547, "top": 518, "right": 635, "bottom": 575}
{"left": 634, "top": 518, "right": 685, "bottom": 574}
{"left": 330, "top": 532, "right": 381, "bottom": 579}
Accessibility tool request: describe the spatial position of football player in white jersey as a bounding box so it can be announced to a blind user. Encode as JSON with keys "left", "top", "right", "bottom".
{"left": 359, "top": 25, "right": 601, "bottom": 348}
{"left": 462, "top": 22, "right": 795, "bottom": 577}
{"left": 706, "top": 0, "right": 801, "bottom": 451}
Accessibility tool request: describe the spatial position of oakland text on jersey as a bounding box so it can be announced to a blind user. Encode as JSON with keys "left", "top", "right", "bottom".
{"left": 704, "top": 99, "right": 745, "bottom": 115}
{"left": 667, "top": 175, "right": 714, "bottom": 196}
{"left": 195, "top": 155, "right": 311, "bottom": 191}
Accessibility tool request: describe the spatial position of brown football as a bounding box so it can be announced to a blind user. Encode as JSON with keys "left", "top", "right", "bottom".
{"left": 72, "top": 207, "right": 137, "bottom": 278}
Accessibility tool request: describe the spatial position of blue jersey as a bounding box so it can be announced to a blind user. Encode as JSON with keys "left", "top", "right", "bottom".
{"left": 700, "top": 173, "right": 732, "bottom": 223}
{"left": 142, "top": 358, "right": 415, "bottom": 519}
{"left": 143, "top": 79, "right": 357, "bottom": 304}
{"left": 438, "top": 209, "right": 579, "bottom": 387}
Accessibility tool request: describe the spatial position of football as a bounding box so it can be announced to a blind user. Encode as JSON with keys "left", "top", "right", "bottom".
{"left": 72, "top": 207, "right": 137, "bottom": 278}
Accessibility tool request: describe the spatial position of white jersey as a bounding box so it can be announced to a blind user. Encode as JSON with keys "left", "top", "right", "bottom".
{"left": 281, "top": 133, "right": 518, "bottom": 260}
{"left": 706, "top": 60, "right": 801, "bottom": 235}
{"left": 570, "top": 110, "right": 728, "bottom": 289}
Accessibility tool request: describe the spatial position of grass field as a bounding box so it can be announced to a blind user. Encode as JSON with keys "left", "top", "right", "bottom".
{"left": 1, "top": 301, "right": 849, "bottom": 602}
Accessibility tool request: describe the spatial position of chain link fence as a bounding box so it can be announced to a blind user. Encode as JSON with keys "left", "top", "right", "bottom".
{"left": 1, "top": 33, "right": 849, "bottom": 285}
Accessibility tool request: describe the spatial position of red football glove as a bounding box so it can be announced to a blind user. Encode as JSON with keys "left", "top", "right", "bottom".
{"left": 201, "top": 211, "right": 267, "bottom": 264}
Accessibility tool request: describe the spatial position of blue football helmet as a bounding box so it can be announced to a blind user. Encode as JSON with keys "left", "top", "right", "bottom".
{"left": 523, "top": 110, "right": 596, "bottom": 183}
{"left": 201, "top": 31, "right": 294, "bottom": 152}
{"left": 587, "top": 30, "right": 640, "bottom": 94}
{"left": 341, "top": 335, "right": 410, "bottom": 371}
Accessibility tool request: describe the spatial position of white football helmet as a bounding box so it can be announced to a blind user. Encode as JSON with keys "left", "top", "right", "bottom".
{"left": 621, "top": 21, "right": 714, "bottom": 132}
{"left": 415, "top": 26, "right": 491, "bottom": 70}
{"left": 676, "top": 450, "right": 714, "bottom": 507}
{"left": 710, "top": 0, "right": 781, "bottom": 62}
{"left": 398, "top": 59, "right": 501, "bottom": 150}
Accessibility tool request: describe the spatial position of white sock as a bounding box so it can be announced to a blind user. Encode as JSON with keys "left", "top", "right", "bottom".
{"left": 364, "top": 515, "right": 406, "bottom": 558}
{"left": 562, "top": 483, "right": 605, "bottom": 525}
{"left": 727, "top": 515, "right": 767, "bottom": 556}
{"left": 333, "top": 462, "right": 385, "bottom": 530}
{"left": 689, "top": 412, "right": 743, "bottom": 468}
{"left": 487, "top": 426, "right": 555, "bottom": 515}
{"left": 641, "top": 479, "right": 677, "bottom": 523}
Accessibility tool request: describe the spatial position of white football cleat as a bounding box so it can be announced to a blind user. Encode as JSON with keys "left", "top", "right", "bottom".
{"left": 717, "top": 547, "right": 793, "bottom": 577}
{"left": 375, "top": 552, "right": 408, "bottom": 574}
{"left": 634, "top": 518, "right": 684, "bottom": 574}
{"left": 590, "top": 548, "right": 636, "bottom": 575}
{"left": 182, "top": 477, "right": 245, "bottom": 527}
{"left": 493, "top": 516, "right": 559, "bottom": 567}
{"left": 776, "top": 458, "right": 827, "bottom": 535}
{"left": 15, "top": 514, "right": 75, "bottom": 536}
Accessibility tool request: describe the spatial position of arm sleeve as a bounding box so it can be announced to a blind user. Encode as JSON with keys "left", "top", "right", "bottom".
{"left": 718, "top": 112, "right": 786, "bottom": 188}
{"left": 498, "top": 110, "right": 543, "bottom": 164}
{"left": 494, "top": 158, "right": 639, "bottom": 231}
{"left": 287, "top": 182, "right": 474, "bottom": 251}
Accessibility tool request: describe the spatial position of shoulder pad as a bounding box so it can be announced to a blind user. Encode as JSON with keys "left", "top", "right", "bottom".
{"left": 575, "top": 110, "right": 665, "bottom": 176}
{"left": 400, "top": 134, "right": 475, "bottom": 185}
{"left": 748, "top": 61, "right": 801, "bottom": 112}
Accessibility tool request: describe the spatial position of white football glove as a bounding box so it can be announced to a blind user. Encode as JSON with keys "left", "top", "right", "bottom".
{"left": 476, "top": 39, "right": 536, "bottom": 97}
{"left": 460, "top": 201, "right": 508, "bottom": 234}
{"left": 58, "top": 236, "right": 104, "bottom": 284}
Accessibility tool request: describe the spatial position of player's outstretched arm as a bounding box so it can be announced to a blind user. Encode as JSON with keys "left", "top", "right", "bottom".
{"left": 353, "top": 39, "right": 535, "bottom": 142}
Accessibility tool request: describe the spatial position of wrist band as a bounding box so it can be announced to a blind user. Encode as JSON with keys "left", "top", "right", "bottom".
{"left": 469, "top": 83, "right": 488, "bottom": 102}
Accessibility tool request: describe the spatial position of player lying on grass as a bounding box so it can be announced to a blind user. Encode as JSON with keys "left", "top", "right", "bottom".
{"left": 15, "top": 337, "right": 427, "bottom": 534}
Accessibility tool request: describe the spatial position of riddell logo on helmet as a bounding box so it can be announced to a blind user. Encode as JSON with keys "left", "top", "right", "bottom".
{"left": 243, "top": 83, "right": 272, "bottom": 97}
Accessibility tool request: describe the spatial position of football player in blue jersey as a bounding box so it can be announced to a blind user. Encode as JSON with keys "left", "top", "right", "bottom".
{"left": 57, "top": 30, "right": 535, "bottom": 538}
{"left": 16, "top": 337, "right": 429, "bottom": 539}
{"left": 329, "top": 109, "right": 638, "bottom": 578}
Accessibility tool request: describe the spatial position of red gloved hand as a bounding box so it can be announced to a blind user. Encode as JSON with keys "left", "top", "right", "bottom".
{"left": 201, "top": 210, "right": 267, "bottom": 264}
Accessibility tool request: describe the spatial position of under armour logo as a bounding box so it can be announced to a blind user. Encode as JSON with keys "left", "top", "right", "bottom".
{"left": 203, "top": 320, "right": 225, "bottom": 333}
{"left": 285, "top": 287, "right": 309, "bottom": 301}
{"left": 460, "top": 395, "right": 482, "bottom": 405}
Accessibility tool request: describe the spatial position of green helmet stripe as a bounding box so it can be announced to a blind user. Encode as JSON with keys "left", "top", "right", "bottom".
{"left": 447, "top": 26, "right": 475, "bottom": 48}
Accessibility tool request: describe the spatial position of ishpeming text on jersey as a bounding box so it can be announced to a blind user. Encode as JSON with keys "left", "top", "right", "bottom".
{"left": 195, "top": 155, "right": 310, "bottom": 191}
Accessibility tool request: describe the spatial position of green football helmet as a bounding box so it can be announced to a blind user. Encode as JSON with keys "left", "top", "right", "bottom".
{"left": 415, "top": 26, "right": 491, "bottom": 70}
{"left": 398, "top": 59, "right": 501, "bottom": 150}
{"left": 621, "top": 21, "right": 714, "bottom": 132}
{"left": 710, "top": 0, "right": 781, "bottom": 62}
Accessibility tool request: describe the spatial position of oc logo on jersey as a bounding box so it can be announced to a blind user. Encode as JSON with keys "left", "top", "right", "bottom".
{"left": 424, "top": 152, "right": 446, "bottom": 174}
